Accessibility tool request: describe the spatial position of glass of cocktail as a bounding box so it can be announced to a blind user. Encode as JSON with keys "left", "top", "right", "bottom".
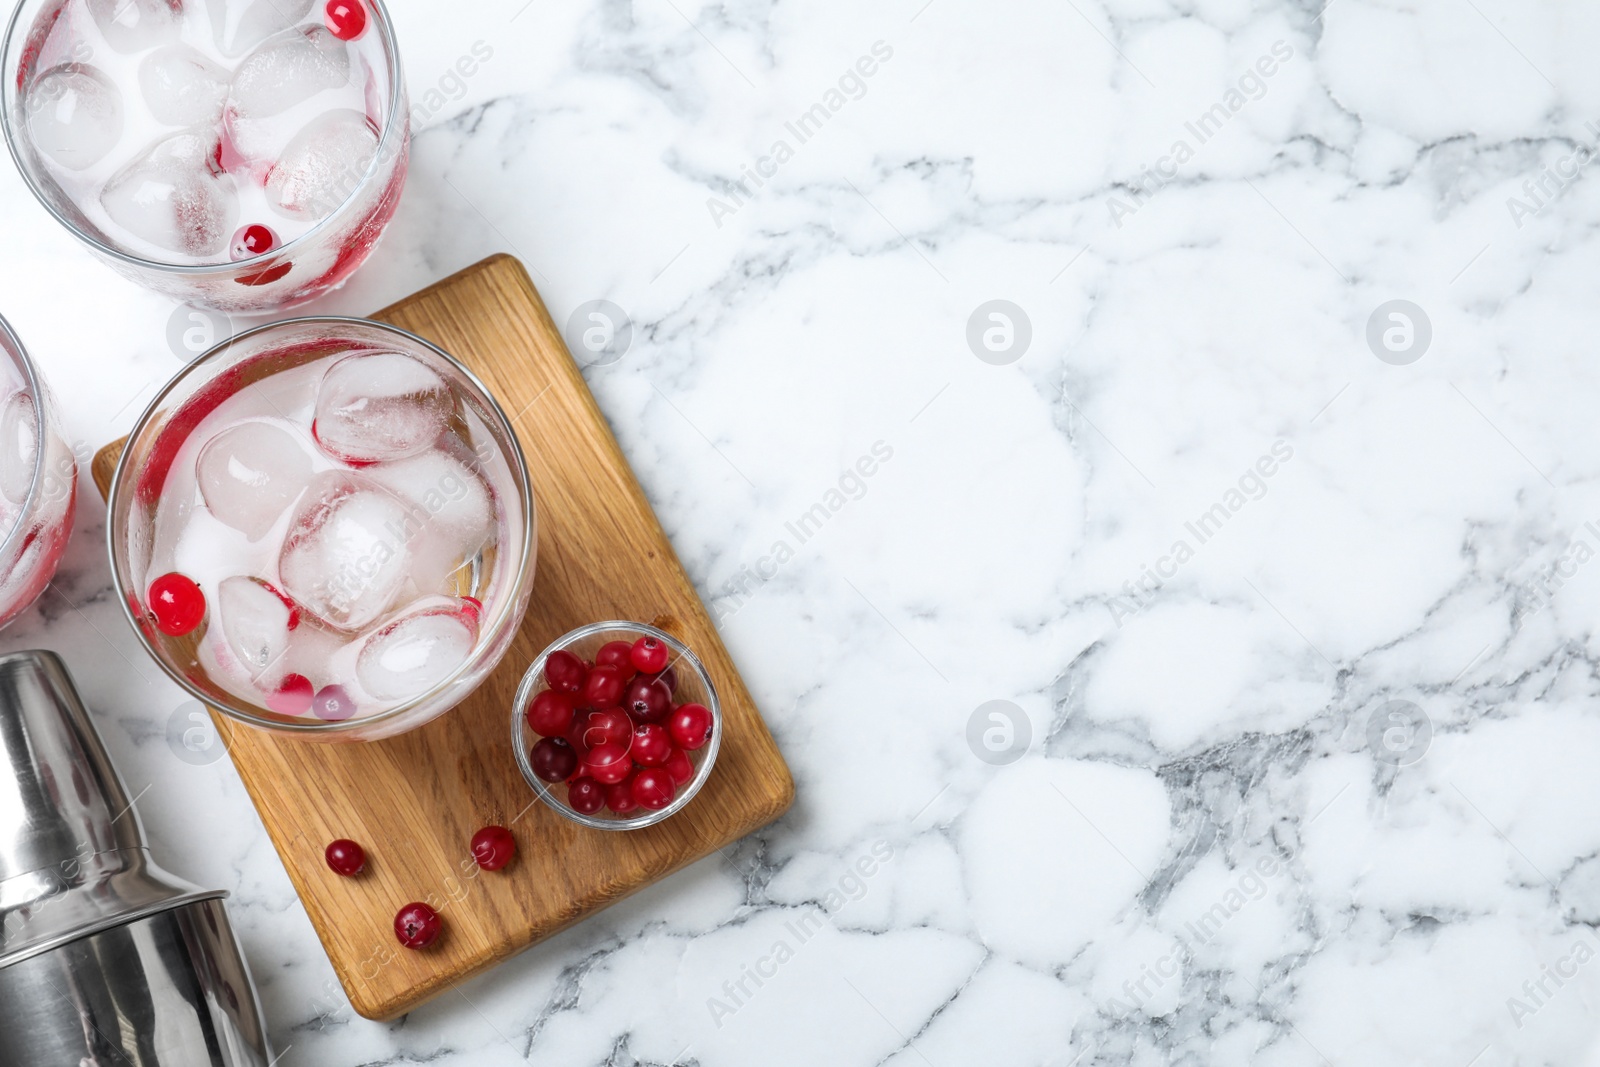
{"left": 0, "top": 315, "right": 76, "bottom": 629}
{"left": 1, "top": 0, "right": 409, "bottom": 312}
{"left": 107, "top": 318, "right": 536, "bottom": 741}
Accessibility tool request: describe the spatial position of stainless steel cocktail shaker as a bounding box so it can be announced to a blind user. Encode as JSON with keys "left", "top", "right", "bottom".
{"left": 0, "top": 650, "right": 272, "bottom": 1065}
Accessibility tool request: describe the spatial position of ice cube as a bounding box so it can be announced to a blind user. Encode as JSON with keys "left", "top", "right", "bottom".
{"left": 100, "top": 130, "right": 237, "bottom": 257}
{"left": 196, "top": 420, "right": 313, "bottom": 539}
{"left": 216, "top": 576, "right": 294, "bottom": 677}
{"left": 139, "top": 45, "right": 228, "bottom": 127}
{"left": 278, "top": 470, "right": 412, "bottom": 631}
{"left": 87, "top": 0, "right": 182, "bottom": 53}
{"left": 0, "top": 392, "right": 39, "bottom": 506}
{"left": 26, "top": 64, "right": 123, "bottom": 171}
{"left": 312, "top": 352, "right": 453, "bottom": 464}
{"left": 228, "top": 26, "right": 350, "bottom": 120}
{"left": 366, "top": 448, "right": 495, "bottom": 553}
{"left": 264, "top": 108, "right": 376, "bottom": 220}
{"left": 356, "top": 599, "right": 478, "bottom": 701}
{"left": 204, "top": 0, "right": 314, "bottom": 57}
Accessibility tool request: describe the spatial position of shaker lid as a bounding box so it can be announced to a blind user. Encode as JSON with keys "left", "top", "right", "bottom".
{"left": 0, "top": 651, "right": 224, "bottom": 969}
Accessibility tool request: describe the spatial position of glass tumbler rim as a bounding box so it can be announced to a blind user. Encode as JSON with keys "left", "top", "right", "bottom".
{"left": 0, "top": 0, "right": 409, "bottom": 277}
{"left": 106, "top": 314, "right": 537, "bottom": 738}
{"left": 0, "top": 313, "right": 52, "bottom": 570}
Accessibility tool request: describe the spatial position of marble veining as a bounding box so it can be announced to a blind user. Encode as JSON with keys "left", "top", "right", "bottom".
{"left": 2, "top": 0, "right": 1598, "bottom": 1063}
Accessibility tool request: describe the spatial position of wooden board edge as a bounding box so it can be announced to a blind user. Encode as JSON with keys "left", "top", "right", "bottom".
{"left": 342, "top": 782, "right": 799, "bottom": 1021}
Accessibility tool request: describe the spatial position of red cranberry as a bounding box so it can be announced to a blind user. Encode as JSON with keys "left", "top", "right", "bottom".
{"left": 624, "top": 675, "right": 672, "bottom": 723}
{"left": 531, "top": 736, "right": 578, "bottom": 782}
{"left": 605, "top": 774, "right": 640, "bottom": 815}
{"left": 266, "top": 673, "right": 314, "bottom": 715}
{"left": 632, "top": 767, "right": 677, "bottom": 810}
{"left": 630, "top": 635, "right": 670, "bottom": 674}
{"left": 325, "top": 839, "right": 365, "bottom": 876}
{"left": 312, "top": 684, "right": 355, "bottom": 721}
{"left": 583, "top": 742, "right": 633, "bottom": 785}
{"left": 527, "top": 690, "right": 577, "bottom": 736}
{"left": 595, "top": 640, "right": 638, "bottom": 681}
{"left": 460, "top": 596, "right": 483, "bottom": 625}
{"left": 544, "top": 650, "right": 587, "bottom": 694}
{"left": 324, "top": 0, "right": 367, "bottom": 40}
{"left": 394, "top": 902, "right": 441, "bottom": 949}
{"left": 652, "top": 665, "right": 679, "bottom": 694}
{"left": 583, "top": 664, "right": 626, "bottom": 709}
{"left": 581, "top": 708, "right": 632, "bottom": 748}
{"left": 669, "top": 703, "right": 713, "bottom": 751}
{"left": 148, "top": 573, "right": 206, "bottom": 636}
{"left": 567, "top": 776, "right": 605, "bottom": 814}
{"left": 632, "top": 722, "right": 673, "bottom": 766}
{"left": 471, "top": 826, "right": 516, "bottom": 871}
{"left": 663, "top": 746, "right": 694, "bottom": 786}
{"left": 566, "top": 711, "right": 595, "bottom": 756}
{"left": 230, "top": 223, "right": 277, "bottom": 260}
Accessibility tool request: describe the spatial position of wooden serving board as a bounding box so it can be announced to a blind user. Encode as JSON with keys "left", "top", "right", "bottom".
{"left": 91, "top": 255, "right": 794, "bottom": 1021}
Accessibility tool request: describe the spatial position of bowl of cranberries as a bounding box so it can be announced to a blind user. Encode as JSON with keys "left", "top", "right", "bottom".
{"left": 512, "top": 622, "right": 721, "bottom": 829}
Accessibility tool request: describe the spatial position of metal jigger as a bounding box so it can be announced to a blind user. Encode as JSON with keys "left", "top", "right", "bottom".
{"left": 0, "top": 650, "right": 272, "bottom": 1065}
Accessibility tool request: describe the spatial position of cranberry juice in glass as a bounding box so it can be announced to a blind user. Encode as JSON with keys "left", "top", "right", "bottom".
{"left": 1, "top": 0, "right": 408, "bottom": 312}
{"left": 108, "top": 319, "right": 536, "bottom": 741}
{"left": 0, "top": 316, "right": 76, "bottom": 629}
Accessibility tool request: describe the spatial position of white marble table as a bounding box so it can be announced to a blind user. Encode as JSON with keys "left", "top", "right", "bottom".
{"left": 4, "top": 0, "right": 1599, "bottom": 1063}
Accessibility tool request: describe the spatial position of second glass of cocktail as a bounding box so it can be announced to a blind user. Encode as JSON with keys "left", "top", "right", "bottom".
{"left": 107, "top": 319, "right": 536, "bottom": 741}
{"left": 1, "top": 0, "right": 409, "bottom": 311}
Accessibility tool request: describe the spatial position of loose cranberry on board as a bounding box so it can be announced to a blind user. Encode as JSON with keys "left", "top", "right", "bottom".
{"left": 394, "top": 902, "right": 441, "bottom": 949}
{"left": 325, "top": 839, "right": 366, "bottom": 877}
{"left": 471, "top": 826, "right": 516, "bottom": 871}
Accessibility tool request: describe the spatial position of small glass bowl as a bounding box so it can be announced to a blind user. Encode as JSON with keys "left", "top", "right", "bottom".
{"left": 513, "top": 621, "right": 721, "bottom": 830}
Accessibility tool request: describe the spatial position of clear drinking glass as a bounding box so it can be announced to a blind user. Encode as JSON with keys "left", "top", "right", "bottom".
{"left": 1, "top": 0, "right": 410, "bottom": 312}
{"left": 0, "top": 315, "right": 76, "bottom": 629}
{"left": 107, "top": 318, "right": 536, "bottom": 741}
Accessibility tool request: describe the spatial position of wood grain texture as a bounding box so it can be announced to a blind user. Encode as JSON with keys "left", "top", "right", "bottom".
{"left": 91, "top": 255, "right": 794, "bottom": 1020}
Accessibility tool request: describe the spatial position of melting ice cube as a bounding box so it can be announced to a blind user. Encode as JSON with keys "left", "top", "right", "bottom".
{"left": 204, "top": 0, "right": 314, "bottom": 57}
{"left": 278, "top": 470, "right": 412, "bottom": 631}
{"left": 355, "top": 599, "right": 478, "bottom": 701}
{"left": 264, "top": 108, "right": 376, "bottom": 220}
{"left": 312, "top": 351, "right": 452, "bottom": 464}
{"left": 86, "top": 0, "right": 182, "bottom": 53}
{"left": 366, "top": 446, "right": 495, "bottom": 595}
{"left": 0, "top": 392, "right": 38, "bottom": 506}
{"left": 217, "top": 575, "right": 294, "bottom": 677}
{"left": 228, "top": 26, "right": 350, "bottom": 120}
{"left": 100, "top": 130, "right": 237, "bottom": 257}
{"left": 196, "top": 420, "right": 313, "bottom": 540}
{"left": 26, "top": 64, "right": 123, "bottom": 171}
{"left": 139, "top": 45, "right": 229, "bottom": 127}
